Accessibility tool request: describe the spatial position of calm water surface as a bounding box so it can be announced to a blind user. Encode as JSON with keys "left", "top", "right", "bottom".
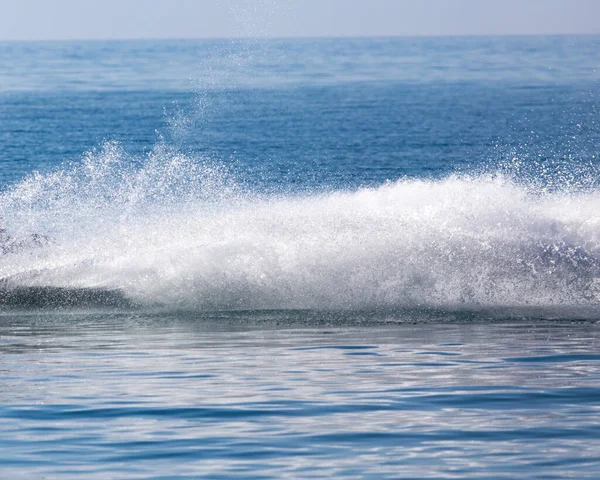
{"left": 2, "top": 313, "right": 600, "bottom": 478}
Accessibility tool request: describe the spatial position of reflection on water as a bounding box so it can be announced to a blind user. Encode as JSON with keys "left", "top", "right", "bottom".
{"left": 1, "top": 312, "right": 599, "bottom": 478}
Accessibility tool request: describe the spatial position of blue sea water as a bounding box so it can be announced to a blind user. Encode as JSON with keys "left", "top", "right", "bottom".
{"left": 2, "top": 36, "right": 600, "bottom": 478}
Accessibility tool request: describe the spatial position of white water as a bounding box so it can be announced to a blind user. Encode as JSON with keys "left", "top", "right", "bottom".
{"left": 2, "top": 142, "right": 600, "bottom": 310}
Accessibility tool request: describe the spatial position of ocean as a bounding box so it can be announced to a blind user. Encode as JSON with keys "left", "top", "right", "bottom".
{"left": 1, "top": 35, "right": 600, "bottom": 478}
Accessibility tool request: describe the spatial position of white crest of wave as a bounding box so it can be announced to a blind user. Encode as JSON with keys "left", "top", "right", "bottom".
{"left": 2, "top": 142, "right": 600, "bottom": 310}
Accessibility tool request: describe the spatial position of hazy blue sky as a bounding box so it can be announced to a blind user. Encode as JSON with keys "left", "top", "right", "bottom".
{"left": 0, "top": 0, "right": 598, "bottom": 41}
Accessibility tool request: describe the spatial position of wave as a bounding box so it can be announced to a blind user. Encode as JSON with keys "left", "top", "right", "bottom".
{"left": 0, "top": 284, "right": 132, "bottom": 310}
{"left": 2, "top": 141, "right": 600, "bottom": 312}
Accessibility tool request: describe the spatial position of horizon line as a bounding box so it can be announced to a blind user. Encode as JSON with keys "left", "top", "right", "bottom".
{"left": 1, "top": 32, "right": 599, "bottom": 44}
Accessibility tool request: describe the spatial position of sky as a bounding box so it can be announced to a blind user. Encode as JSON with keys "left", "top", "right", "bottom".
{"left": 0, "top": 0, "right": 598, "bottom": 41}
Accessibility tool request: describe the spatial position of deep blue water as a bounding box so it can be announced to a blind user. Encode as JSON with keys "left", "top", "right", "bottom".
{"left": 2, "top": 36, "right": 599, "bottom": 189}
{"left": 2, "top": 36, "right": 600, "bottom": 478}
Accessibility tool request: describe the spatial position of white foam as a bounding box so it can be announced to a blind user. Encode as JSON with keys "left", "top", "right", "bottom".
{"left": 2, "top": 142, "right": 600, "bottom": 310}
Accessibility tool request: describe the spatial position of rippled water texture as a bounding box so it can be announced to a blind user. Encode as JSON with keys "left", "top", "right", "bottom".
{"left": 1, "top": 314, "right": 600, "bottom": 478}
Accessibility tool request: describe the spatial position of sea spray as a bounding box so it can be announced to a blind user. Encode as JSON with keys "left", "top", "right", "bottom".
{"left": 2, "top": 142, "right": 600, "bottom": 310}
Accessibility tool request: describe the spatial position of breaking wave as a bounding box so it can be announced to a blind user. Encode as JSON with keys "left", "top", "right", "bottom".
{"left": 2, "top": 141, "right": 600, "bottom": 312}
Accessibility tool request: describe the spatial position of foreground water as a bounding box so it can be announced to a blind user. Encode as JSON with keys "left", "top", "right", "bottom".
{"left": 2, "top": 313, "right": 600, "bottom": 478}
{"left": 2, "top": 35, "right": 600, "bottom": 477}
